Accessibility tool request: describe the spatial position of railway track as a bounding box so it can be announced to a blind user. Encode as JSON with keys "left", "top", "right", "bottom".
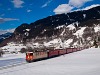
{"left": 0, "top": 62, "right": 27, "bottom": 70}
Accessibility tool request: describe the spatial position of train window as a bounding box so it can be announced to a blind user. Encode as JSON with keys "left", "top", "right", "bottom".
{"left": 40, "top": 52, "right": 42, "bottom": 55}
{"left": 39, "top": 52, "right": 41, "bottom": 55}
{"left": 38, "top": 52, "right": 39, "bottom": 55}
{"left": 36, "top": 52, "right": 38, "bottom": 56}
{"left": 30, "top": 53, "right": 33, "bottom": 56}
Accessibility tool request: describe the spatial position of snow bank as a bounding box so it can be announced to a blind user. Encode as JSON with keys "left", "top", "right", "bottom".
{"left": 94, "top": 25, "right": 100, "bottom": 32}
{"left": 64, "top": 39, "right": 73, "bottom": 47}
{"left": 67, "top": 23, "right": 76, "bottom": 30}
{"left": 44, "top": 38, "right": 62, "bottom": 47}
{"left": 73, "top": 27, "right": 86, "bottom": 37}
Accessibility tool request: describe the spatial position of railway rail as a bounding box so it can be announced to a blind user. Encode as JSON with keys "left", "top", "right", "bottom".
{"left": 0, "top": 62, "right": 27, "bottom": 70}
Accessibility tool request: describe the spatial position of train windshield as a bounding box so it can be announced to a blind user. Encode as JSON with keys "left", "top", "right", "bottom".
{"left": 26, "top": 52, "right": 33, "bottom": 56}
{"left": 30, "top": 53, "right": 33, "bottom": 56}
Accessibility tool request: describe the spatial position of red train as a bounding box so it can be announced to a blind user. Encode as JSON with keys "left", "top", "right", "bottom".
{"left": 26, "top": 47, "right": 85, "bottom": 62}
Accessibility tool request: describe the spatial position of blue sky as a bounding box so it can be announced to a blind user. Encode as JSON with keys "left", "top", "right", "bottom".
{"left": 0, "top": 0, "right": 99, "bottom": 30}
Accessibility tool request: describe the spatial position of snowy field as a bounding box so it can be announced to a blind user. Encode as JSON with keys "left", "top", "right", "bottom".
{"left": 0, "top": 53, "right": 26, "bottom": 68}
{"left": 0, "top": 48, "right": 100, "bottom": 75}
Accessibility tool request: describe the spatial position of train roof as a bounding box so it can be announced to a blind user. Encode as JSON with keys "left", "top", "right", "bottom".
{"left": 26, "top": 52, "right": 33, "bottom": 53}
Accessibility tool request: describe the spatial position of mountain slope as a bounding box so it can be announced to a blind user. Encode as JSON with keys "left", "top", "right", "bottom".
{"left": 0, "top": 33, "right": 13, "bottom": 43}
{"left": 14, "top": 6, "right": 100, "bottom": 38}
{"left": 0, "top": 5, "right": 100, "bottom": 49}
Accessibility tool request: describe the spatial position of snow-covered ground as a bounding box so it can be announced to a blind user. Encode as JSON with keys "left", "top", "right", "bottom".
{"left": 0, "top": 48, "right": 100, "bottom": 75}
{"left": 0, "top": 53, "right": 26, "bottom": 68}
{"left": 1, "top": 42, "right": 26, "bottom": 53}
{"left": 73, "top": 27, "right": 86, "bottom": 38}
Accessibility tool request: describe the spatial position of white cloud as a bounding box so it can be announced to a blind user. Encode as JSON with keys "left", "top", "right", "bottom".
{"left": 11, "top": 0, "right": 24, "bottom": 8}
{"left": 3, "top": 18, "right": 19, "bottom": 21}
{"left": 0, "top": 29, "right": 15, "bottom": 35}
{"left": 53, "top": 0, "right": 93, "bottom": 14}
{"left": 0, "top": 17, "right": 19, "bottom": 23}
{"left": 69, "top": 0, "right": 92, "bottom": 8}
{"left": 53, "top": 4, "right": 73, "bottom": 14}
{"left": 6, "top": 29, "right": 15, "bottom": 33}
{"left": 41, "top": 0, "right": 52, "bottom": 8}
{"left": 27, "top": 9, "right": 32, "bottom": 12}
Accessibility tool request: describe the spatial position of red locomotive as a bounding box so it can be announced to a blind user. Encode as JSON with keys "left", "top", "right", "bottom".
{"left": 26, "top": 47, "right": 86, "bottom": 62}
{"left": 26, "top": 51, "right": 48, "bottom": 62}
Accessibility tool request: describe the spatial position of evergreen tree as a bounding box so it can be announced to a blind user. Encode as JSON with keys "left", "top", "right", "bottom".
{"left": 93, "top": 40, "right": 98, "bottom": 48}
